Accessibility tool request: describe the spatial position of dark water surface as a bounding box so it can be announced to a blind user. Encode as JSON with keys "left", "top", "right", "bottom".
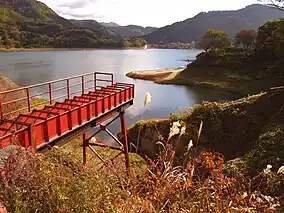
{"left": 0, "top": 49, "right": 231, "bottom": 140}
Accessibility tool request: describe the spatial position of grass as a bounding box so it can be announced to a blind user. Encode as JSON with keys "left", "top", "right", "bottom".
{"left": 127, "top": 89, "right": 284, "bottom": 177}
{"left": 0, "top": 137, "right": 147, "bottom": 213}
{"left": 0, "top": 137, "right": 282, "bottom": 212}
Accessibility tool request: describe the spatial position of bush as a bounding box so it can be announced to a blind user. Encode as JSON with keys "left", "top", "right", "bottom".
{"left": 0, "top": 143, "right": 283, "bottom": 212}
{"left": 0, "top": 147, "right": 126, "bottom": 213}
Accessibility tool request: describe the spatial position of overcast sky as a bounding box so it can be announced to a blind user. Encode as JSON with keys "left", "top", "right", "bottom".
{"left": 39, "top": 0, "right": 259, "bottom": 27}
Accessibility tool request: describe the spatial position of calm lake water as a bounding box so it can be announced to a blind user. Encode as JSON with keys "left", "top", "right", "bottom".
{"left": 0, "top": 49, "right": 231, "bottom": 139}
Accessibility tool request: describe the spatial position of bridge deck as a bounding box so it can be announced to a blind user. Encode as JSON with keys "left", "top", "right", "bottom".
{"left": 0, "top": 72, "right": 134, "bottom": 151}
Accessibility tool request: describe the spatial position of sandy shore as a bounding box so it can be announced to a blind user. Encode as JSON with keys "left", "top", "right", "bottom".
{"left": 126, "top": 67, "right": 245, "bottom": 96}
{"left": 126, "top": 67, "right": 185, "bottom": 83}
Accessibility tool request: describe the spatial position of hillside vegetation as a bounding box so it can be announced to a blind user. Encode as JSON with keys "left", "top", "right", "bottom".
{"left": 0, "top": 0, "right": 147, "bottom": 48}
{"left": 144, "top": 4, "right": 284, "bottom": 44}
{"left": 1, "top": 89, "right": 284, "bottom": 212}
{"left": 70, "top": 19, "right": 121, "bottom": 40}
{"left": 100, "top": 22, "right": 158, "bottom": 38}
{"left": 141, "top": 17, "right": 280, "bottom": 97}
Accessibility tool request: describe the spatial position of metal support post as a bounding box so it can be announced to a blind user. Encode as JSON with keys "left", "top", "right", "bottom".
{"left": 83, "top": 132, "right": 88, "bottom": 166}
{"left": 120, "top": 111, "right": 130, "bottom": 176}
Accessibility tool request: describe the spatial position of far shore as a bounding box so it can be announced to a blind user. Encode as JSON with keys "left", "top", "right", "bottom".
{"left": 0, "top": 47, "right": 148, "bottom": 52}
{"left": 126, "top": 67, "right": 185, "bottom": 83}
{"left": 0, "top": 47, "right": 200, "bottom": 52}
{"left": 0, "top": 47, "right": 100, "bottom": 52}
{"left": 126, "top": 67, "right": 246, "bottom": 96}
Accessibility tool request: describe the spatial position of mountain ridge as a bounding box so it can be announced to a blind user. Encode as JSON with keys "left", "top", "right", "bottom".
{"left": 0, "top": 0, "right": 146, "bottom": 49}
{"left": 143, "top": 4, "right": 284, "bottom": 44}
{"left": 69, "top": 19, "right": 122, "bottom": 40}
{"left": 0, "top": 0, "right": 72, "bottom": 27}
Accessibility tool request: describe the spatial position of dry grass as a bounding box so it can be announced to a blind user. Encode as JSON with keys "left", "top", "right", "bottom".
{"left": 0, "top": 135, "right": 282, "bottom": 212}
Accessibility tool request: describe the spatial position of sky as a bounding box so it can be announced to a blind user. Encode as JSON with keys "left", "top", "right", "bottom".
{"left": 39, "top": 0, "right": 259, "bottom": 27}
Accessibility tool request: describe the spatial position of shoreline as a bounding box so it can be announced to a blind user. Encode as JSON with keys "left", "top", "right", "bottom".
{"left": 0, "top": 48, "right": 99, "bottom": 52}
{"left": 126, "top": 67, "right": 185, "bottom": 82}
{"left": 126, "top": 67, "right": 243, "bottom": 95}
{"left": 0, "top": 47, "right": 148, "bottom": 52}
{"left": 0, "top": 47, "right": 199, "bottom": 52}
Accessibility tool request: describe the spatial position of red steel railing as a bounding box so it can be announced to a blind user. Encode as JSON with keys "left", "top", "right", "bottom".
{"left": 0, "top": 72, "right": 114, "bottom": 119}
{"left": 0, "top": 72, "right": 134, "bottom": 151}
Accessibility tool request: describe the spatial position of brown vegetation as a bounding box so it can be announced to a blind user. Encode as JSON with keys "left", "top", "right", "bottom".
{"left": 0, "top": 139, "right": 282, "bottom": 212}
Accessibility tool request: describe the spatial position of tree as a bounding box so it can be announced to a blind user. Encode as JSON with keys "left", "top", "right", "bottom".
{"left": 0, "top": 36, "right": 3, "bottom": 47}
{"left": 258, "top": 0, "right": 284, "bottom": 10}
{"left": 123, "top": 39, "right": 131, "bottom": 48}
{"left": 9, "top": 38, "right": 15, "bottom": 48}
{"left": 132, "top": 38, "right": 147, "bottom": 47}
{"left": 235, "top": 29, "right": 257, "bottom": 48}
{"left": 199, "top": 29, "right": 231, "bottom": 52}
{"left": 255, "top": 19, "right": 284, "bottom": 58}
{"left": 3, "top": 37, "right": 10, "bottom": 47}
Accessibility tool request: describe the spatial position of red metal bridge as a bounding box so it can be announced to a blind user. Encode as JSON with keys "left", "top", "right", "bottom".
{"left": 0, "top": 72, "right": 134, "bottom": 174}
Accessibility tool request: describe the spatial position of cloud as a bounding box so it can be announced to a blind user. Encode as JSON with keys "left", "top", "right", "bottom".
{"left": 58, "top": 0, "right": 89, "bottom": 9}
{"left": 39, "top": 0, "right": 258, "bottom": 27}
{"left": 41, "top": 0, "right": 105, "bottom": 20}
{"left": 55, "top": 7, "right": 103, "bottom": 20}
{"left": 57, "top": 0, "right": 99, "bottom": 9}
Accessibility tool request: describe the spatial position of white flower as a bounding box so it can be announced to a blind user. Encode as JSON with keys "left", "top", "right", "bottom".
{"left": 168, "top": 121, "right": 181, "bottom": 139}
{"left": 242, "top": 192, "right": 248, "bottom": 199}
{"left": 90, "top": 137, "right": 97, "bottom": 143}
{"left": 180, "top": 126, "right": 186, "bottom": 136}
{"left": 190, "top": 165, "right": 195, "bottom": 177}
{"left": 187, "top": 140, "right": 193, "bottom": 151}
{"left": 277, "top": 166, "right": 284, "bottom": 174}
{"left": 144, "top": 92, "right": 152, "bottom": 106}
{"left": 263, "top": 164, "right": 272, "bottom": 174}
{"left": 256, "top": 197, "right": 263, "bottom": 204}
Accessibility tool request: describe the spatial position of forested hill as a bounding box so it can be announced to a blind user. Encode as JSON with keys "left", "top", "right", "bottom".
{"left": 144, "top": 4, "right": 284, "bottom": 44}
{"left": 0, "top": 0, "right": 72, "bottom": 26}
{"left": 70, "top": 19, "right": 122, "bottom": 40}
{"left": 100, "top": 22, "right": 158, "bottom": 38}
{"left": 0, "top": 0, "right": 147, "bottom": 48}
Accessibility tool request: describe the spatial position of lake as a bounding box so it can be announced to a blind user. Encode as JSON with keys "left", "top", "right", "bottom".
{"left": 0, "top": 49, "right": 231, "bottom": 140}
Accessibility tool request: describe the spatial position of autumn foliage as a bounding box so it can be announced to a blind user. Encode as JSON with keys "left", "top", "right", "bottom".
{"left": 199, "top": 29, "right": 231, "bottom": 51}
{"left": 235, "top": 29, "right": 257, "bottom": 47}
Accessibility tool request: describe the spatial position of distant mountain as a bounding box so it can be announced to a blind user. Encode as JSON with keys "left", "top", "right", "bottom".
{"left": 70, "top": 19, "right": 122, "bottom": 40}
{"left": 0, "top": 0, "right": 126, "bottom": 48}
{"left": 100, "top": 22, "right": 121, "bottom": 27}
{"left": 144, "top": 4, "right": 284, "bottom": 44}
{"left": 101, "top": 22, "right": 158, "bottom": 38}
{"left": 125, "top": 25, "right": 158, "bottom": 36}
